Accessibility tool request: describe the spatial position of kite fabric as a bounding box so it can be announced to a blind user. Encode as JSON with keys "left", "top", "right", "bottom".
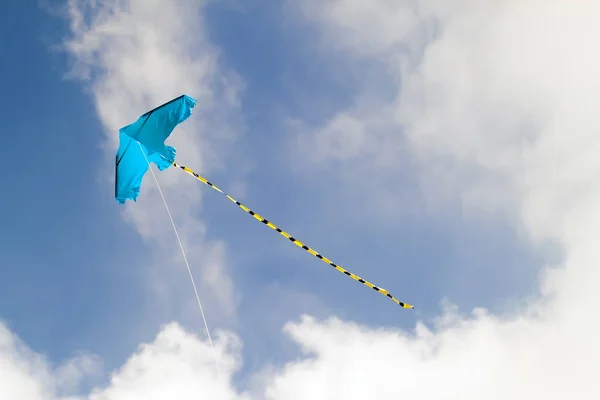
{"left": 115, "top": 95, "right": 414, "bottom": 310}
{"left": 115, "top": 94, "right": 197, "bottom": 204}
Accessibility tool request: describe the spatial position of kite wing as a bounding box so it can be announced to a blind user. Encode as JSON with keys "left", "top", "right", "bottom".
{"left": 115, "top": 94, "right": 197, "bottom": 204}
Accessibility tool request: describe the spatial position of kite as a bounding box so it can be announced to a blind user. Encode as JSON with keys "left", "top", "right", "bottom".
{"left": 115, "top": 94, "right": 414, "bottom": 309}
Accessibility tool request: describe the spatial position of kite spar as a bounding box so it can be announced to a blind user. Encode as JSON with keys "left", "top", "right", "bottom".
{"left": 115, "top": 94, "right": 414, "bottom": 310}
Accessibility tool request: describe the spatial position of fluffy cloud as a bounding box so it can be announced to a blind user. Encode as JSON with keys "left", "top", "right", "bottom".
{"left": 85, "top": 323, "right": 245, "bottom": 400}
{"left": 0, "top": 318, "right": 237, "bottom": 400}
{"left": 0, "top": 321, "right": 101, "bottom": 400}
{"left": 294, "top": 0, "right": 600, "bottom": 229}
{"left": 278, "top": 0, "right": 600, "bottom": 397}
{"left": 62, "top": 0, "right": 244, "bottom": 319}
{"left": 6, "top": 0, "right": 595, "bottom": 399}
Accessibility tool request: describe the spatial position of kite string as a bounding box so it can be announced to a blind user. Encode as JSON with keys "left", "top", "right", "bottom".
{"left": 137, "top": 143, "right": 221, "bottom": 376}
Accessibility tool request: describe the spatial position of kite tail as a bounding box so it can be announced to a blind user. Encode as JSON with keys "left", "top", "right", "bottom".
{"left": 172, "top": 162, "right": 414, "bottom": 309}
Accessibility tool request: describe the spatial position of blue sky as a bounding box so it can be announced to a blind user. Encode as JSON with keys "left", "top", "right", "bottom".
{"left": 0, "top": 0, "right": 536, "bottom": 371}
{"left": 1, "top": 1, "right": 597, "bottom": 399}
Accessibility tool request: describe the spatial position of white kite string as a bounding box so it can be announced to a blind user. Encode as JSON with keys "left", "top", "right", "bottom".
{"left": 138, "top": 143, "right": 221, "bottom": 376}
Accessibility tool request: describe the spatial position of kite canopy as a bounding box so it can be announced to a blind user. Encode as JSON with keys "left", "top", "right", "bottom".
{"left": 115, "top": 94, "right": 197, "bottom": 204}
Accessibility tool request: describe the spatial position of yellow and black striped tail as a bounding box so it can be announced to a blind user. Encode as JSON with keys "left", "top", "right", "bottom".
{"left": 173, "top": 162, "right": 414, "bottom": 309}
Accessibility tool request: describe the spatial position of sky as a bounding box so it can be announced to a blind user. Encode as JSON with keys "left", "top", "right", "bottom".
{"left": 1, "top": 0, "right": 599, "bottom": 398}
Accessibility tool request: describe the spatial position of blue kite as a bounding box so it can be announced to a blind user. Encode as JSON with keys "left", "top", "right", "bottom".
{"left": 115, "top": 94, "right": 197, "bottom": 204}
{"left": 114, "top": 94, "right": 414, "bottom": 310}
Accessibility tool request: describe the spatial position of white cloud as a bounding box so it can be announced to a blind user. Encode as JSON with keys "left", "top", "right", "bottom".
{"left": 2, "top": 300, "right": 597, "bottom": 399}
{"left": 277, "top": 0, "right": 600, "bottom": 397}
{"left": 0, "top": 321, "right": 101, "bottom": 400}
{"left": 6, "top": 0, "right": 593, "bottom": 399}
{"left": 0, "top": 319, "right": 242, "bottom": 400}
{"left": 62, "top": 0, "right": 244, "bottom": 319}
{"left": 85, "top": 323, "right": 245, "bottom": 400}
{"left": 292, "top": 0, "right": 600, "bottom": 232}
